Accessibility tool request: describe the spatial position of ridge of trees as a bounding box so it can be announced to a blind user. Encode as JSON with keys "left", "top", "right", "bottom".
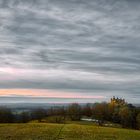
{"left": 0, "top": 97, "right": 140, "bottom": 130}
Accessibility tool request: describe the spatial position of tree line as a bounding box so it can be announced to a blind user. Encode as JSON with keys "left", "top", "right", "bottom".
{"left": 0, "top": 97, "right": 140, "bottom": 130}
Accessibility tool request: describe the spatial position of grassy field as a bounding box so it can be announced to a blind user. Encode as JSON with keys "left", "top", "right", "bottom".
{"left": 0, "top": 123, "right": 139, "bottom": 140}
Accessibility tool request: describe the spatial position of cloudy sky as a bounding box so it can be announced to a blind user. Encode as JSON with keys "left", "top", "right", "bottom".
{"left": 0, "top": 0, "right": 140, "bottom": 103}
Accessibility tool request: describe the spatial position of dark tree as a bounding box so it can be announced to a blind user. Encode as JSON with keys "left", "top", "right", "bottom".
{"left": 0, "top": 107, "right": 14, "bottom": 123}
{"left": 20, "top": 112, "right": 31, "bottom": 123}
{"left": 136, "top": 113, "right": 140, "bottom": 129}
{"left": 67, "top": 103, "right": 81, "bottom": 121}
{"left": 31, "top": 108, "right": 47, "bottom": 122}
{"left": 119, "top": 106, "right": 133, "bottom": 128}
{"left": 92, "top": 103, "right": 108, "bottom": 125}
{"left": 82, "top": 103, "right": 92, "bottom": 117}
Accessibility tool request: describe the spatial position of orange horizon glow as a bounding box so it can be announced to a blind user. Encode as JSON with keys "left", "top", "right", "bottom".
{"left": 0, "top": 89, "right": 105, "bottom": 99}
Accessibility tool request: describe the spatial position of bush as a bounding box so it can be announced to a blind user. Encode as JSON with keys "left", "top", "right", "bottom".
{"left": 44, "top": 116, "right": 65, "bottom": 123}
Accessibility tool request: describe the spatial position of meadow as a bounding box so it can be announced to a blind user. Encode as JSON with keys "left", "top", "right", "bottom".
{"left": 0, "top": 123, "right": 140, "bottom": 140}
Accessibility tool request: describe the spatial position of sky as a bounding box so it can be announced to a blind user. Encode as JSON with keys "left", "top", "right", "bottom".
{"left": 0, "top": 0, "right": 140, "bottom": 103}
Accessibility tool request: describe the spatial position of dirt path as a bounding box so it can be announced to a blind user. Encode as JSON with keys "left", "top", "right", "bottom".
{"left": 55, "top": 124, "right": 66, "bottom": 140}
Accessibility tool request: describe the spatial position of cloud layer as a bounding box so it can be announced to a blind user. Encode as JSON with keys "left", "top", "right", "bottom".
{"left": 0, "top": 0, "right": 140, "bottom": 103}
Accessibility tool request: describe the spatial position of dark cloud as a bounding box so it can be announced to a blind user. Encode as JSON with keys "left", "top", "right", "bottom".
{"left": 0, "top": 0, "right": 140, "bottom": 102}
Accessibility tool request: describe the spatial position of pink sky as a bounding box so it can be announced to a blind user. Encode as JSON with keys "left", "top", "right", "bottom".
{"left": 0, "top": 89, "right": 105, "bottom": 99}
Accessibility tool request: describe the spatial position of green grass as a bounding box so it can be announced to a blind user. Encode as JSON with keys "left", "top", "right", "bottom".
{"left": 0, "top": 123, "right": 139, "bottom": 140}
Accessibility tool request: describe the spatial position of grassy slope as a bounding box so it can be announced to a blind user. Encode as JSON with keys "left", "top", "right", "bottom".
{"left": 0, "top": 123, "right": 139, "bottom": 140}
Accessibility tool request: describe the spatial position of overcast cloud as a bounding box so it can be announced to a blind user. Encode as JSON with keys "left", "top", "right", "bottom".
{"left": 0, "top": 0, "right": 140, "bottom": 103}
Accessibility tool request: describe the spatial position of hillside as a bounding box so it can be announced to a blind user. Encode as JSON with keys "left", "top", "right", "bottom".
{"left": 0, "top": 123, "right": 139, "bottom": 140}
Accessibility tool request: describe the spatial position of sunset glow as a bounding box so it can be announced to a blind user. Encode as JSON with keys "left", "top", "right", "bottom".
{"left": 0, "top": 89, "right": 105, "bottom": 99}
